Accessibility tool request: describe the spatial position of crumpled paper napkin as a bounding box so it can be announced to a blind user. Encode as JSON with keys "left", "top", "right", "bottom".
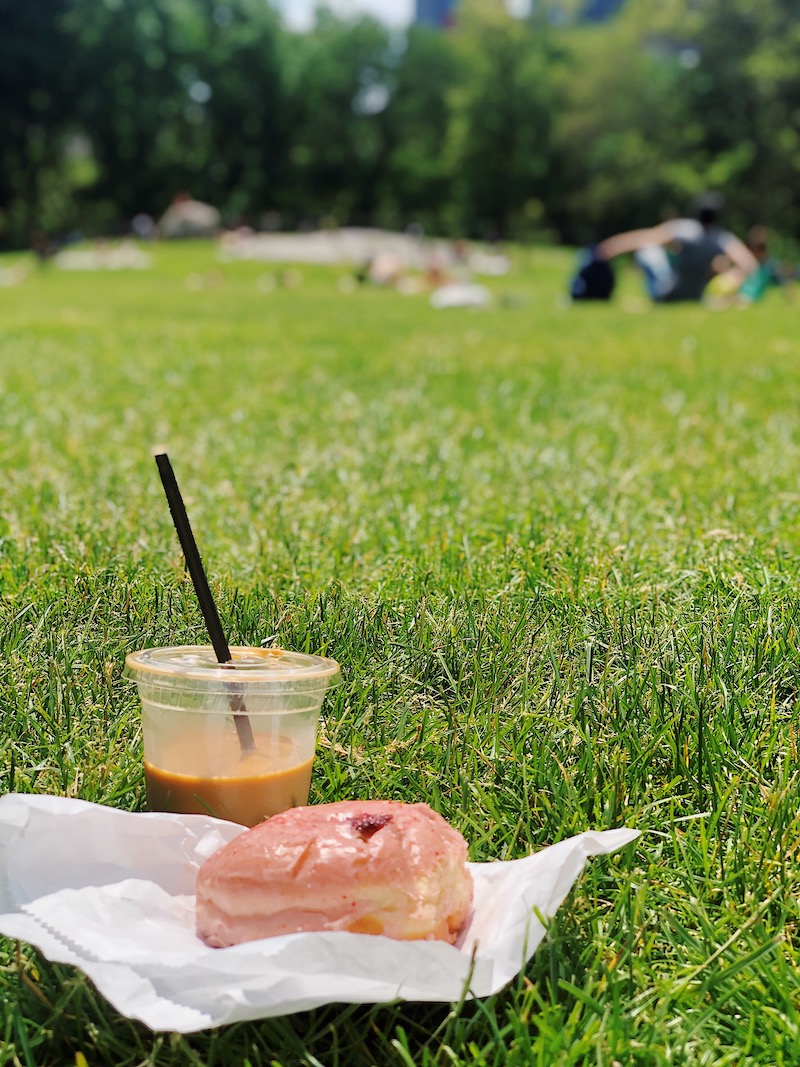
{"left": 0, "top": 793, "right": 639, "bottom": 1032}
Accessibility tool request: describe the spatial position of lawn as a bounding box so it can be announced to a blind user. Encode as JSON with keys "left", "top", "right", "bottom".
{"left": 2, "top": 240, "right": 800, "bottom": 1065}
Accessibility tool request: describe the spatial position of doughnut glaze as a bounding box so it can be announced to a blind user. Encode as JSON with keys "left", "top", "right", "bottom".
{"left": 196, "top": 800, "right": 473, "bottom": 947}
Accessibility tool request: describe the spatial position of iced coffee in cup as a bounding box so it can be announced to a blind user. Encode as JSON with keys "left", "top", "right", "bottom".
{"left": 124, "top": 646, "right": 340, "bottom": 826}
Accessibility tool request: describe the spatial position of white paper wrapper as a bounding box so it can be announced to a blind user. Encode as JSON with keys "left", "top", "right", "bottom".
{"left": 0, "top": 793, "right": 639, "bottom": 1032}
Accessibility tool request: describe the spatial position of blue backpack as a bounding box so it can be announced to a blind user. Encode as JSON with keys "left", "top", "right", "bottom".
{"left": 569, "top": 246, "right": 615, "bottom": 301}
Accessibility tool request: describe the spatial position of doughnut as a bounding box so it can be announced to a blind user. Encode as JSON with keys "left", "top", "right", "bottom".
{"left": 196, "top": 800, "right": 473, "bottom": 947}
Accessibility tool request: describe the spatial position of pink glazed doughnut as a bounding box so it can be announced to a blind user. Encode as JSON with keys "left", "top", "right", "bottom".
{"left": 196, "top": 800, "right": 474, "bottom": 947}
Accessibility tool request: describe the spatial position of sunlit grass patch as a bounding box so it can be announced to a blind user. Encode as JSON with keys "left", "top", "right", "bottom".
{"left": 2, "top": 242, "right": 800, "bottom": 1063}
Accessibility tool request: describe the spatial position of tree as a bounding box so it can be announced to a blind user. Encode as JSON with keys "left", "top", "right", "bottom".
{"left": 62, "top": 0, "right": 289, "bottom": 226}
{"left": 448, "top": 0, "right": 560, "bottom": 239}
{"left": 553, "top": 0, "right": 800, "bottom": 241}
{"left": 3, "top": 0, "right": 800, "bottom": 250}
{"left": 669, "top": 0, "right": 800, "bottom": 236}
{"left": 0, "top": 0, "right": 76, "bottom": 244}
{"left": 551, "top": 6, "right": 693, "bottom": 241}
{"left": 281, "top": 13, "right": 395, "bottom": 226}
{"left": 378, "top": 26, "right": 463, "bottom": 232}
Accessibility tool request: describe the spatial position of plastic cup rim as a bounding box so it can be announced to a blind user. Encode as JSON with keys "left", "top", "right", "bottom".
{"left": 124, "top": 644, "right": 341, "bottom": 689}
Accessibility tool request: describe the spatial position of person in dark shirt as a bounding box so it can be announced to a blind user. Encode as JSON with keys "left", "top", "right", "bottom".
{"left": 596, "top": 193, "right": 758, "bottom": 302}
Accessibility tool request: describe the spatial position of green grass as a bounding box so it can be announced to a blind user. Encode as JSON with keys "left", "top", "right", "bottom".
{"left": 2, "top": 240, "right": 800, "bottom": 1064}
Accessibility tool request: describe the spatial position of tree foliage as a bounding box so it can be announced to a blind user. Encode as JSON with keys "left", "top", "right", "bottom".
{"left": 1, "top": 0, "right": 799, "bottom": 248}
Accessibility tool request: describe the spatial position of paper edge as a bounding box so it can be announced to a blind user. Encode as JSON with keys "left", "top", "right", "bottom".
{"left": 0, "top": 795, "right": 643, "bottom": 1030}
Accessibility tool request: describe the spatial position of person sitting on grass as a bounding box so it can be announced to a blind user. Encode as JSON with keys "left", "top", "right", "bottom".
{"left": 596, "top": 193, "right": 758, "bottom": 303}
{"left": 706, "top": 225, "right": 797, "bottom": 308}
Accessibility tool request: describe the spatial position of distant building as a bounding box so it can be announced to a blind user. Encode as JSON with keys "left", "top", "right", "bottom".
{"left": 538, "top": 0, "right": 627, "bottom": 23}
{"left": 415, "top": 0, "right": 458, "bottom": 28}
{"left": 414, "top": 0, "right": 626, "bottom": 29}
{"left": 580, "top": 0, "right": 626, "bottom": 22}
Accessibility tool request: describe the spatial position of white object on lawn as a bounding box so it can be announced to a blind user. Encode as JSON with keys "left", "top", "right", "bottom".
{"left": 0, "top": 793, "right": 639, "bottom": 1032}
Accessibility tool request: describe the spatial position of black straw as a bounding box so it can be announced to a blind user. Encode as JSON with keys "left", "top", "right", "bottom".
{"left": 155, "top": 451, "right": 256, "bottom": 753}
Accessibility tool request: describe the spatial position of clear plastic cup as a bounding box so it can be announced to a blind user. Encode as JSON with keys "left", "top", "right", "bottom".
{"left": 124, "top": 646, "right": 340, "bottom": 826}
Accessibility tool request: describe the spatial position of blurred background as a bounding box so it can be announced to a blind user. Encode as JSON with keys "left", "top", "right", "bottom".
{"left": 2, "top": 0, "right": 799, "bottom": 254}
